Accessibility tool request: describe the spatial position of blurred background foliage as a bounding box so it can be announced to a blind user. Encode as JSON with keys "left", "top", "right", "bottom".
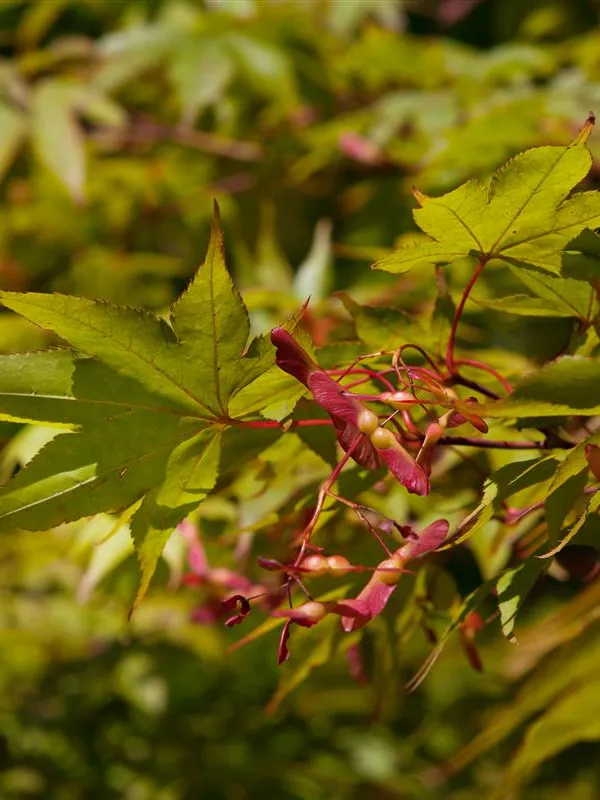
{"left": 2, "top": 0, "right": 600, "bottom": 797}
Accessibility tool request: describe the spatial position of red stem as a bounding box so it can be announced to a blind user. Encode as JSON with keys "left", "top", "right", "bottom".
{"left": 452, "top": 358, "right": 512, "bottom": 394}
{"left": 237, "top": 419, "right": 333, "bottom": 429}
{"left": 292, "top": 448, "right": 355, "bottom": 565}
{"left": 446, "top": 257, "right": 488, "bottom": 374}
{"left": 327, "top": 368, "right": 396, "bottom": 392}
{"left": 506, "top": 486, "right": 598, "bottom": 525}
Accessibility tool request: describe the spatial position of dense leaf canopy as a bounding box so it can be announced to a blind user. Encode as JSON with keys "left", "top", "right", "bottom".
{"left": 2, "top": 2, "right": 600, "bottom": 799}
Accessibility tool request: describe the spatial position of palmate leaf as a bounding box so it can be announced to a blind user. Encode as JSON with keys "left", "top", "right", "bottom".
{"left": 497, "top": 560, "right": 547, "bottom": 644}
{"left": 0, "top": 205, "right": 279, "bottom": 604}
{"left": 0, "top": 410, "right": 187, "bottom": 532}
{"left": 482, "top": 356, "right": 600, "bottom": 417}
{"left": 0, "top": 204, "right": 270, "bottom": 420}
{"left": 472, "top": 294, "right": 577, "bottom": 318}
{"left": 0, "top": 352, "right": 188, "bottom": 426}
{"left": 376, "top": 116, "right": 600, "bottom": 276}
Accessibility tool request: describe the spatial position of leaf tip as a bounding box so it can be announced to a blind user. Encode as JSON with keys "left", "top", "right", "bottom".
{"left": 209, "top": 198, "right": 225, "bottom": 252}
{"left": 571, "top": 112, "right": 596, "bottom": 146}
{"left": 412, "top": 185, "right": 428, "bottom": 206}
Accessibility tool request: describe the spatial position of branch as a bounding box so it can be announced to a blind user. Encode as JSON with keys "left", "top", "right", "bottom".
{"left": 437, "top": 435, "right": 573, "bottom": 450}
{"left": 91, "top": 118, "right": 262, "bottom": 162}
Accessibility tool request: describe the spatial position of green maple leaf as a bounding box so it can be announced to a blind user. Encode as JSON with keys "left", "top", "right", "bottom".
{"left": 1, "top": 205, "right": 268, "bottom": 419}
{"left": 0, "top": 204, "right": 281, "bottom": 607}
{"left": 375, "top": 117, "right": 600, "bottom": 276}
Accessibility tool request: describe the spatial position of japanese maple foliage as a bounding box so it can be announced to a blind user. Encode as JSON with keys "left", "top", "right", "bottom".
{"left": 1, "top": 117, "right": 600, "bottom": 699}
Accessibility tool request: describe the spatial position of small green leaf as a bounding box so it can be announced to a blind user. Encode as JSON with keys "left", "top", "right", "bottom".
{"left": 509, "top": 265, "right": 594, "bottom": 320}
{"left": 31, "top": 80, "right": 85, "bottom": 201}
{"left": 0, "top": 102, "right": 26, "bottom": 182}
{"left": 562, "top": 228, "right": 600, "bottom": 282}
{"left": 375, "top": 133, "right": 600, "bottom": 275}
{"left": 293, "top": 219, "right": 333, "bottom": 302}
{"left": 336, "top": 291, "right": 417, "bottom": 349}
{"left": 482, "top": 357, "right": 600, "bottom": 417}
{"left": 473, "top": 294, "right": 576, "bottom": 318}
{"left": 406, "top": 583, "right": 492, "bottom": 691}
{"left": 0, "top": 352, "right": 190, "bottom": 426}
{"left": 156, "top": 428, "right": 221, "bottom": 508}
{"left": 1, "top": 206, "right": 272, "bottom": 420}
{"left": 0, "top": 411, "right": 185, "bottom": 531}
{"left": 169, "top": 203, "right": 251, "bottom": 415}
{"left": 541, "top": 491, "right": 600, "bottom": 558}
{"left": 225, "top": 33, "right": 297, "bottom": 108}
{"left": 497, "top": 560, "right": 546, "bottom": 643}
{"left": 228, "top": 365, "right": 305, "bottom": 420}
{"left": 129, "top": 428, "right": 222, "bottom": 608}
{"left": 548, "top": 431, "right": 600, "bottom": 494}
{"left": 169, "top": 38, "right": 233, "bottom": 122}
{"left": 545, "top": 469, "right": 589, "bottom": 542}
{"left": 453, "top": 457, "right": 558, "bottom": 545}
{"left": 129, "top": 491, "right": 194, "bottom": 614}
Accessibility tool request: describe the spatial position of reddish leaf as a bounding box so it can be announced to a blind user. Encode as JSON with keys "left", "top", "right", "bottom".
{"left": 586, "top": 444, "right": 600, "bottom": 481}
{"left": 398, "top": 519, "right": 449, "bottom": 561}
{"left": 339, "top": 580, "right": 398, "bottom": 632}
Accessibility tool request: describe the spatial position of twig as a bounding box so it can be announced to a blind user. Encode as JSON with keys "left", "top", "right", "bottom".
{"left": 91, "top": 118, "right": 262, "bottom": 162}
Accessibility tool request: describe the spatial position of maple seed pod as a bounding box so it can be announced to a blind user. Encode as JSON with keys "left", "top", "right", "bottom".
{"left": 424, "top": 421, "right": 445, "bottom": 441}
{"left": 301, "top": 554, "right": 329, "bottom": 575}
{"left": 376, "top": 557, "right": 404, "bottom": 586}
{"left": 357, "top": 408, "right": 380, "bottom": 435}
{"left": 326, "top": 555, "right": 351, "bottom": 576}
{"left": 370, "top": 427, "right": 397, "bottom": 449}
{"left": 300, "top": 601, "right": 327, "bottom": 622}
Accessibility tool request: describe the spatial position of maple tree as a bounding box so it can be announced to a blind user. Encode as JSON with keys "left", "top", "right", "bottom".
{"left": 5, "top": 1, "right": 600, "bottom": 796}
{"left": 1, "top": 117, "right": 600, "bottom": 706}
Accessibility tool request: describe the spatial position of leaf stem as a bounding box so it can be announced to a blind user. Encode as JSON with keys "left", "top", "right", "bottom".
{"left": 293, "top": 448, "right": 356, "bottom": 565}
{"left": 327, "top": 367, "right": 396, "bottom": 392}
{"left": 446, "top": 256, "right": 488, "bottom": 374}
{"left": 505, "top": 486, "right": 598, "bottom": 525}
{"left": 235, "top": 419, "right": 333, "bottom": 429}
{"left": 452, "top": 359, "right": 512, "bottom": 394}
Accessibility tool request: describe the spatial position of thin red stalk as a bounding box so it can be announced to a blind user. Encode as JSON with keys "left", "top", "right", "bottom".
{"left": 292, "top": 448, "right": 355, "bottom": 565}
{"left": 342, "top": 370, "right": 402, "bottom": 390}
{"left": 453, "top": 358, "right": 512, "bottom": 394}
{"left": 328, "top": 492, "right": 393, "bottom": 555}
{"left": 401, "top": 409, "right": 418, "bottom": 433}
{"left": 506, "top": 486, "right": 598, "bottom": 525}
{"left": 237, "top": 419, "right": 333, "bottom": 429}
{"left": 327, "top": 368, "right": 396, "bottom": 392}
{"left": 341, "top": 375, "right": 379, "bottom": 390}
{"left": 407, "top": 366, "right": 444, "bottom": 383}
{"left": 446, "top": 256, "right": 488, "bottom": 373}
{"left": 397, "top": 343, "right": 440, "bottom": 373}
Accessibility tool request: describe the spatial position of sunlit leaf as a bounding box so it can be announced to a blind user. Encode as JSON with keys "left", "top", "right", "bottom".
{"left": 376, "top": 122, "right": 600, "bottom": 275}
